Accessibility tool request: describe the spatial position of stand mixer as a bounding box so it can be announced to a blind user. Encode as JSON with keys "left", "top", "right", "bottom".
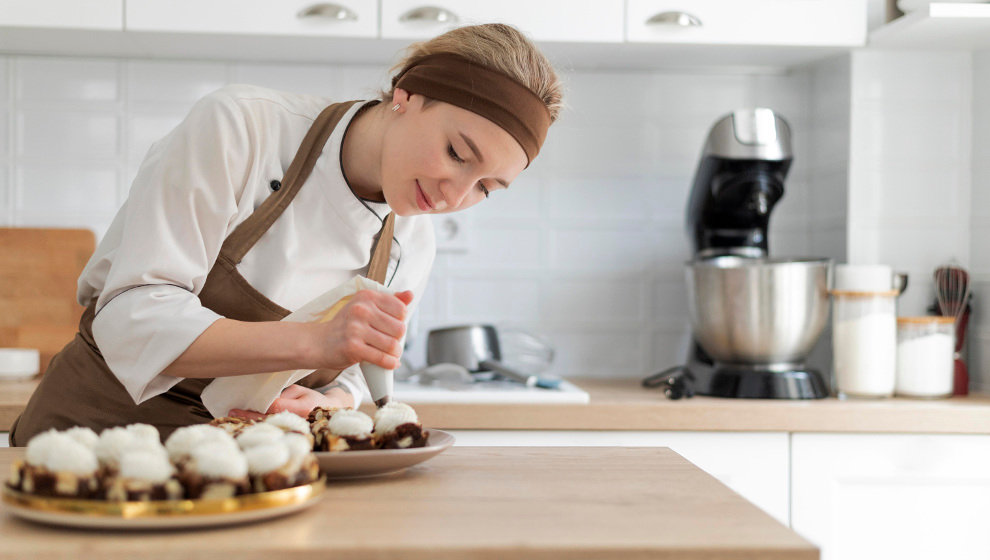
{"left": 645, "top": 108, "right": 830, "bottom": 400}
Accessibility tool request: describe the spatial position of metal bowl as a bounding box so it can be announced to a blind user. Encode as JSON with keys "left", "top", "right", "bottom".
{"left": 686, "top": 256, "right": 831, "bottom": 366}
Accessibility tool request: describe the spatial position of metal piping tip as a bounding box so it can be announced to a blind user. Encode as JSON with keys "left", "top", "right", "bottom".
{"left": 374, "top": 396, "right": 391, "bottom": 408}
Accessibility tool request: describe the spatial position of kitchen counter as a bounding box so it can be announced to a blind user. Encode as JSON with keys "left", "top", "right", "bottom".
{"left": 3, "top": 377, "right": 990, "bottom": 435}
{"left": 0, "top": 446, "right": 816, "bottom": 560}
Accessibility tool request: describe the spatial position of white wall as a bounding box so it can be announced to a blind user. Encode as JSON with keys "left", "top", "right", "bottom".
{"left": 971, "top": 51, "right": 990, "bottom": 392}
{"left": 847, "top": 49, "right": 989, "bottom": 391}
{"left": 0, "top": 54, "right": 844, "bottom": 380}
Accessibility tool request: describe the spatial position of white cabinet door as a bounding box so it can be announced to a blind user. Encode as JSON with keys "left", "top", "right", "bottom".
{"left": 380, "top": 0, "right": 624, "bottom": 43}
{"left": 0, "top": 0, "right": 122, "bottom": 30}
{"left": 792, "top": 433, "right": 990, "bottom": 560}
{"left": 126, "top": 0, "right": 377, "bottom": 38}
{"left": 626, "top": 0, "right": 867, "bottom": 46}
{"left": 449, "top": 430, "right": 790, "bottom": 526}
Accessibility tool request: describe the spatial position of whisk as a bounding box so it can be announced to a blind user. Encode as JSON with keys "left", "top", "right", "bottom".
{"left": 934, "top": 264, "right": 971, "bottom": 322}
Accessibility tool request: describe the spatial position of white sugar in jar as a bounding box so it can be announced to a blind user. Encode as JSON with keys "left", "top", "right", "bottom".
{"left": 831, "top": 290, "right": 898, "bottom": 398}
{"left": 896, "top": 316, "right": 955, "bottom": 398}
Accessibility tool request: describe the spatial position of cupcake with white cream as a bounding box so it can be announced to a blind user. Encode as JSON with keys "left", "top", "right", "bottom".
{"left": 235, "top": 422, "right": 287, "bottom": 450}
{"left": 243, "top": 434, "right": 319, "bottom": 492}
{"left": 164, "top": 424, "right": 238, "bottom": 467}
{"left": 8, "top": 430, "right": 100, "bottom": 498}
{"left": 317, "top": 409, "right": 375, "bottom": 452}
{"left": 373, "top": 402, "right": 428, "bottom": 449}
{"left": 95, "top": 424, "right": 168, "bottom": 476}
{"left": 179, "top": 444, "right": 250, "bottom": 499}
{"left": 104, "top": 450, "right": 182, "bottom": 501}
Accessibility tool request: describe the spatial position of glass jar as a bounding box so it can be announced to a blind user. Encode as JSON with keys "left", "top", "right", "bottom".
{"left": 896, "top": 316, "right": 956, "bottom": 398}
{"left": 830, "top": 290, "right": 898, "bottom": 398}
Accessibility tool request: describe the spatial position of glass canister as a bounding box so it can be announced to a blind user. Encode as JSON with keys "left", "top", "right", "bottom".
{"left": 830, "top": 290, "right": 899, "bottom": 398}
{"left": 895, "top": 316, "right": 956, "bottom": 398}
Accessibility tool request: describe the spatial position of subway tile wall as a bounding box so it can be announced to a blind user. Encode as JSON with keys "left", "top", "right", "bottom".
{"left": 848, "top": 50, "right": 989, "bottom": 392}
{"left": 971, "top": 51, "right": 990, "bottom": 392}
{"left": 0, "top": 54, "right": 849, "bottom": 380}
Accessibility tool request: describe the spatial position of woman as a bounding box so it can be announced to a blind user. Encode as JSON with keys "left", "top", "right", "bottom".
{"left": 10, "top": 23, "right": 563, "bottom": 445}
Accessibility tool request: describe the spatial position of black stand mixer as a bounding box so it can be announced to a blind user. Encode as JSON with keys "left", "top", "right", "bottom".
{"left": 645, "top": 108, "right": 830, "bottom": 400}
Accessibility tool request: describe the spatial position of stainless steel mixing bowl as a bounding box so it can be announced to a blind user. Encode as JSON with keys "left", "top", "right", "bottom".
{"left": 686, "top": 256, "right": 832, "bottom": 366}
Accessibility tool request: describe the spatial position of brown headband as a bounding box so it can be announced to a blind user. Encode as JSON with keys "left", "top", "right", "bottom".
{"left": 392, "top": 53, "right": 551, "bottom": 165}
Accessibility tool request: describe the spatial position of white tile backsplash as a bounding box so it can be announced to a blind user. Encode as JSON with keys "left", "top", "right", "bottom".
{"left": 15, "top": 58, "right": 119, "bottom": 104}
{"left": 0, "top": 53, "right": 848, "bottom": 379}
{"left": 17, "top": 111, "right": 118, "bottom": 159}
{"left": 127, "top": 60, "right": 227, "bottom": 103}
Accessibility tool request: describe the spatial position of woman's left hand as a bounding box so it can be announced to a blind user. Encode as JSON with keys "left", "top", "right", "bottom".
{"left": 229, "top": 384, "right": 354, "bottom": 421}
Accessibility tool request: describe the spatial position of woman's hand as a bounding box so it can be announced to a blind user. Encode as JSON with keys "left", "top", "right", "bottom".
{"left": 311, "top": 289, "right": 414, "bottom": 372}
{"left": 229, "top": 383, "right": 354, "bottom": 421}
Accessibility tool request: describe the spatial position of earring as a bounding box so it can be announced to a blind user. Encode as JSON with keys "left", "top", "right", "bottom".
{"left": 391, "top": 104, "right": 400, "bottom": 112}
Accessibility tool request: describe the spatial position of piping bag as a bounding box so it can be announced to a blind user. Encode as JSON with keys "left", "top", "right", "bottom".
{"left": 200, "top": 276, "right": 396, "bottom": 417}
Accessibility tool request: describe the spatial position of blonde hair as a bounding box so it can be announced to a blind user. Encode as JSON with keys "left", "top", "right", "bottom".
{"left": 383, "top": 23, "right": 563, "bottom": 123}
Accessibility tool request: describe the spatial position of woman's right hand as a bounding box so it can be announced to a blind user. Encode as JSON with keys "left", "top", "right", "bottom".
{"left": 310, "top": 289, "right": 414, "bottom": 372}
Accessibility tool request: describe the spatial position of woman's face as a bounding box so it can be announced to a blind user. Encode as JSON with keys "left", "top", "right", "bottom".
{"left": 380, "top": 90, "right": 528, "bottom": 216}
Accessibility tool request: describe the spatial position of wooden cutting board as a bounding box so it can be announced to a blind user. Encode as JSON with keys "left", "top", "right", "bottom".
{"left": 0, "top": 227, "right": 96, "bottom": 374}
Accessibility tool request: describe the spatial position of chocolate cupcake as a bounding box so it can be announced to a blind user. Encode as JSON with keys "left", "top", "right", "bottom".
{"left": 9, "top": 430, "right": 101, "bottom": 498}
{"left": 373, "top": 402, "right": 428, "bottom": 449}
{"left": 95, "top": 424, "right": 168, "bottom": 477}
{"left": 179, "top": 444, "right": 250, "bottom": 499}
{"left": 318, "top": 409, "right": 376, "bottom": 452}
{"left": 243, "top": 433, "right": 319, "bottom": 492}
{"left": 104, "top": 450, "right": 182, "bottom": 502}
{"left": 235, "top": 423, "right": 286, "bottom": 450}
{"left": 209, "top": 416, "right": 256, "bottom": 437}
{"left": 164, "top": 424, "right": 238, "bottom": 469}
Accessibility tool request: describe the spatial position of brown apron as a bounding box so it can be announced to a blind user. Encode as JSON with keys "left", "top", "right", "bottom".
{"left": 10, "top": 100, "right": 394, "bottom": 446}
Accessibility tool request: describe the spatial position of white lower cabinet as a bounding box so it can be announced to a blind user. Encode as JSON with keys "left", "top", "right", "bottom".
{"left": 448, "top": 430, "right": 790, "bottom": 526}
{"left": 791, "top": 433, "right": 990, "bottom": 560}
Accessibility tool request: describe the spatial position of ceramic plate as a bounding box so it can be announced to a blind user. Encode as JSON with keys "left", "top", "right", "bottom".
{"left": 2, "top": 478, "right": 325, "bottom": 530}
{"left": 316, "top": 429, "right": 455, "bottom": 479}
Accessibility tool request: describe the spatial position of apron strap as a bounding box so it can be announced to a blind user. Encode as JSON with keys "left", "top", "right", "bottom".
{"left": 222, "top": 101, "right": 362, "bottom": 264}
{"left": 366, "top": 212, "right": 395, "bottom": 284}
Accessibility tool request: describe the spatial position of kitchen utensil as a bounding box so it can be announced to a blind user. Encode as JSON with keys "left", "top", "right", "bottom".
{"left": 426, "top": 325, "right": 561, "bottom": 389}
{"left": 686, "top": 256, "right": 831, "bottom": 399}
{"left": 490, "top": 326, "right": 555, "bottom": 374}
{"left": 831, "top": 289, "right": 898, "bottom": 398}
{"left": 895, "top": 316, "right": 955, "bottom": 398}
{"left": 835, "top": 264, "right": 908, "bottom": 294}
{"left": 934, "top": 263, "right": 972, "bottom": 395}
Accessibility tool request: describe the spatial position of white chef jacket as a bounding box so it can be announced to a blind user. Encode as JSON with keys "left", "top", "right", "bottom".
{"left": 77, "top": 84, "right": 436, "bottom": 408}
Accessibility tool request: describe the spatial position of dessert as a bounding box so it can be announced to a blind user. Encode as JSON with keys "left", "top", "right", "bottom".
{"left": 235, "top": 423, "right": 286, "bottom": 450}
{"left": 104, "top": 450, "right": 183, "bottom": 501}
{"left": 373, "top": 402, "right": 428, "bottom": 449}
{"left": 179, "top": 444, "right": 250, "bottom": 499}
{"left": 94, "top": 424, "right": 168, "bottom": 476}
{"left": 164, "top": 424, "right": 238, "bottom": 467}
{"left": 316, "top": 409, "right": 375, "bottom": 452}
{"left": 243, "top": 433, "right": 319, "bottom": 492}
{"left": 264, "top": 411, "right": 315, "bottom": 447}
{"left": 8, "top": 430, "right": 101, "bottom": 498}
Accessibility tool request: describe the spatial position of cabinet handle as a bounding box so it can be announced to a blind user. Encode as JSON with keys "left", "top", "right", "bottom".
{"left": 399, "top": 6, "right": 460, "bottom": 24}
{"left": 297, "top": 3, "right": 358, "bottom": 21}
{"left": 645, "top": 11, "right": 702, "bottom": 27}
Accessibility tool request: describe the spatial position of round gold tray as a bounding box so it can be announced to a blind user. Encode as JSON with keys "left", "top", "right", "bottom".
{"left": 2, "top": 477, "right": 325, "bottom": 530}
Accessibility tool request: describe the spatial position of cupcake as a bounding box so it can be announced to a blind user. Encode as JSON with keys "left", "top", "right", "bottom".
{"left": 9, "top": 430, "right": 100, "bottom": 498}
{"left": 243, "top": 433, "right": 319, "bottom": 492}
{"left": 318, "top": 409, "right": 375, "bottom": 452}
{"left": 373, "top": 402, "right": 428, "bottom": 449}
{"left": 104, "top": 450, "right": 183, "bottom": 501}
{"left": 179, "top": 444, "right": 250, "bottom": 499}
{"left": 235, "top": 423, "right": 286, "bottom": 450}
{"left": 164, "top": 424, "right": 238, "bottom": 468}
{"left": 63, "top": 426, "right": 99, "bottom": 450}
{"left": 94, "top": 425, "right": 168, "bottom": 477}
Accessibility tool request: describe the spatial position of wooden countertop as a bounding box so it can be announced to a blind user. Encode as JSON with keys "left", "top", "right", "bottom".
{"left": 0, "top": 446, "right": 817, "bottom": 560}
{"left": 3, "top": 377, "right": 990, "bottom": 435}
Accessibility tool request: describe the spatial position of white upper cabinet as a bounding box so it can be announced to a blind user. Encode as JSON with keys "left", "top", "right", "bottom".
{"left": 870, "top": 2, "right": 990, "bottom": 49}
{"left": 627, "top": 0, "right": 867, "bottom": 46}
{"left": 125, "top": 0, "right": 378, "bottom": 38}
{"left": 0, "top": 0, "right": 122, "bottom": 30}
{"left": 380, "top": 0, "right": 624, "bottom": 43}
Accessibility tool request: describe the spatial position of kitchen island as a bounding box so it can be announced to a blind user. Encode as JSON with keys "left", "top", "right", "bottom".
{"left": 0, "top": 446, "right": 816, "bottom": 560}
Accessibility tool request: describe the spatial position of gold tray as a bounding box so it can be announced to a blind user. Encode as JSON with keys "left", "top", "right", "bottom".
{"left": 1, "top": 477, "right": 325, "bottom": 530}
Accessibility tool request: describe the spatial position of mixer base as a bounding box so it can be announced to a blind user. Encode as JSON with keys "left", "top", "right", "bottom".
{"left": 692, "top": 364, "right": 829, "bottom": 399}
